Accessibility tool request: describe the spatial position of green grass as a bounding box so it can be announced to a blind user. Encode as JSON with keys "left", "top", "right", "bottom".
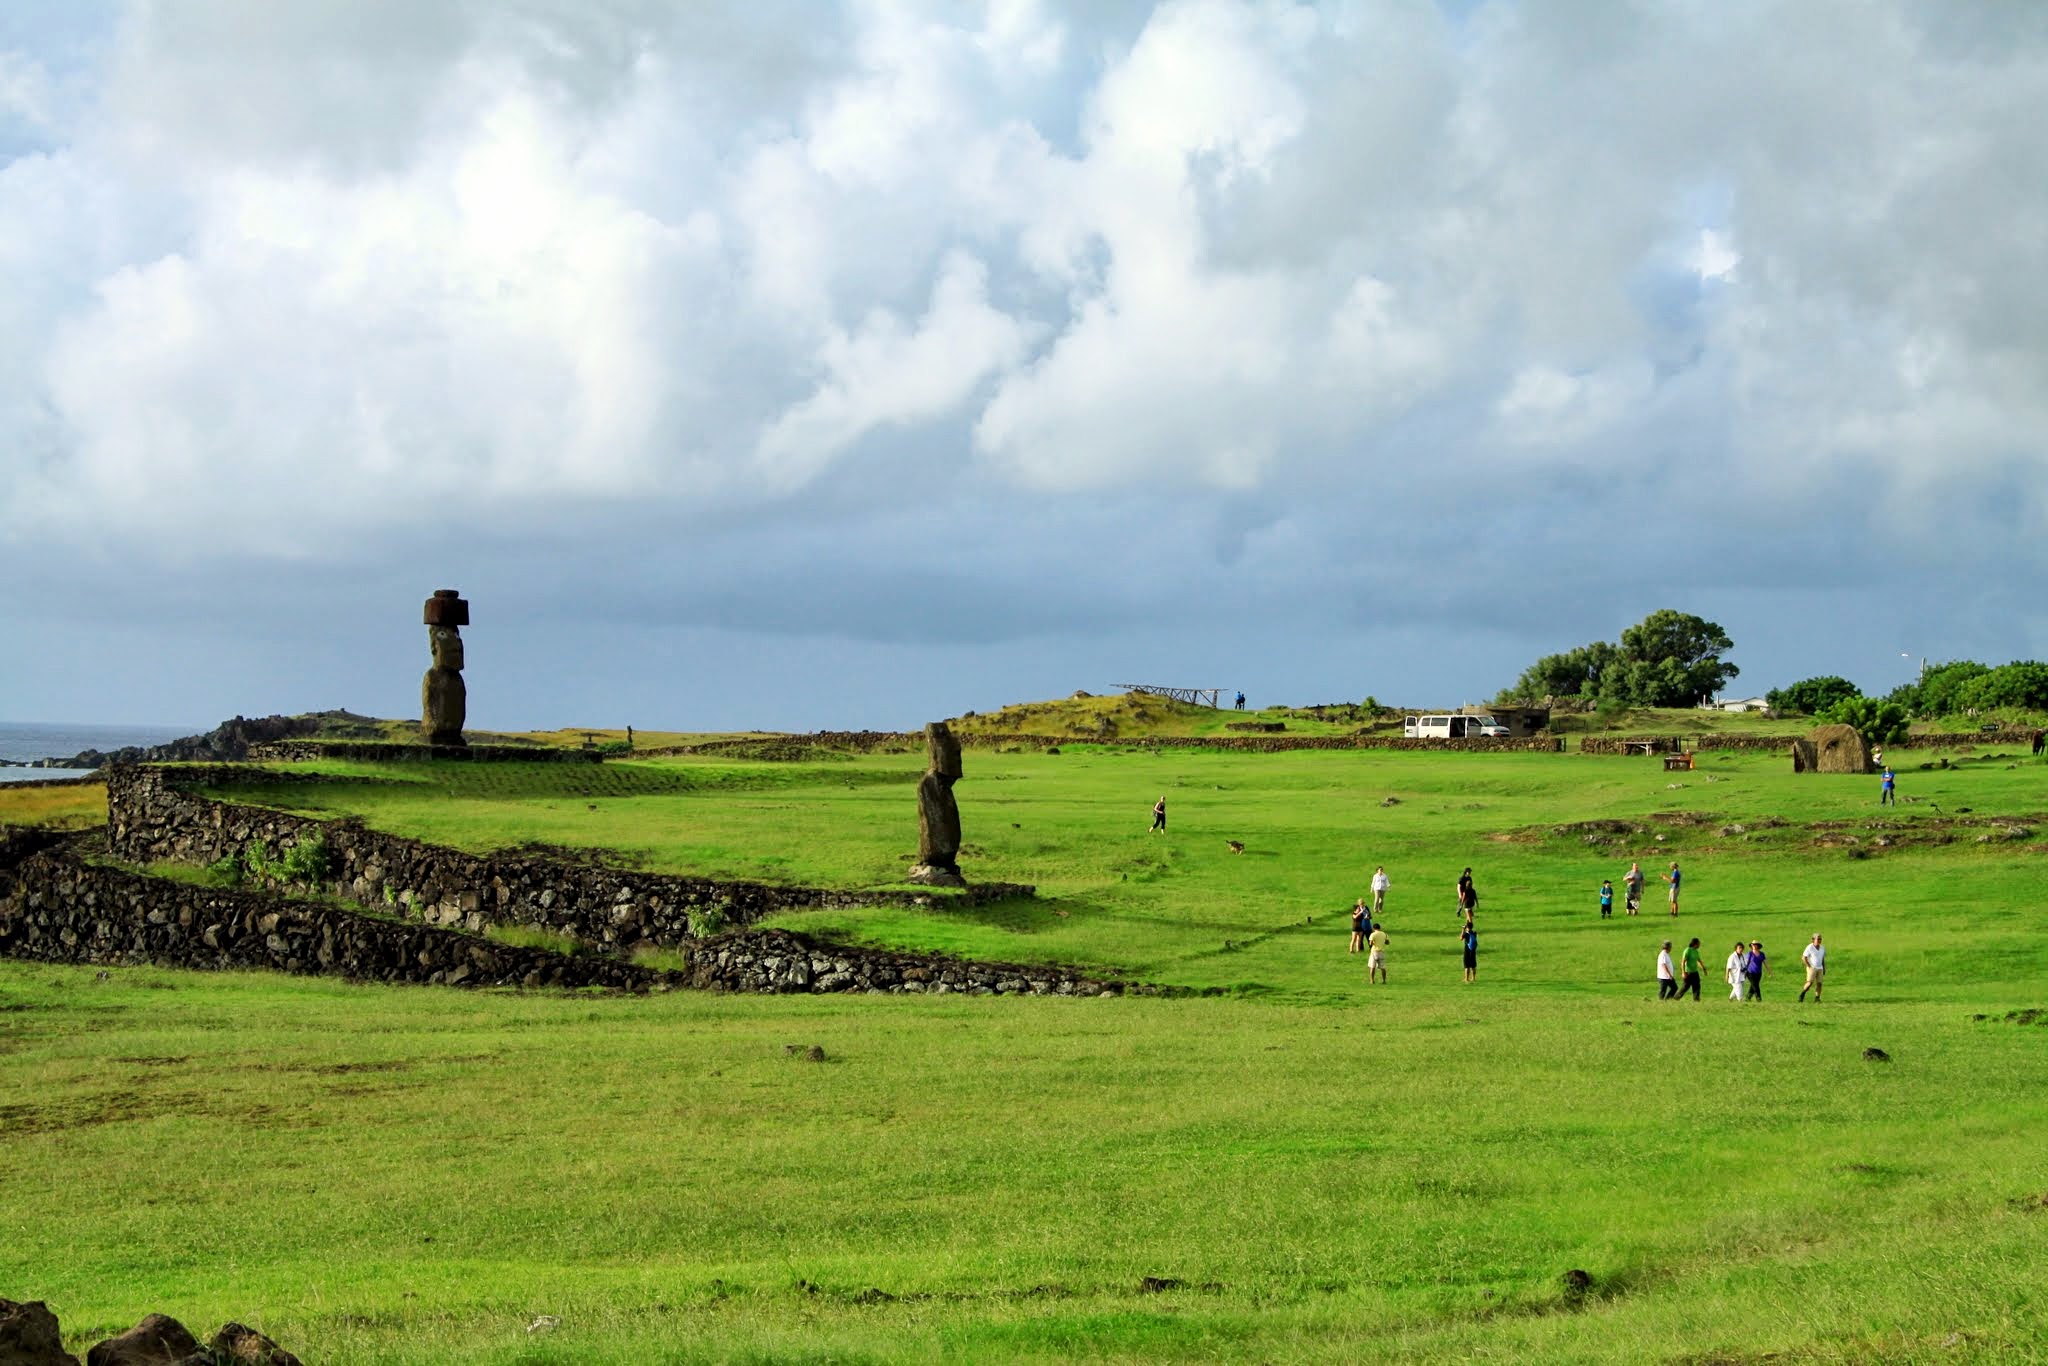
{"left": 8, "top": 743, "right": 2048, "bottom": 1362}
{"left": 0, "top": 780, "right": 106, "bottom": 829}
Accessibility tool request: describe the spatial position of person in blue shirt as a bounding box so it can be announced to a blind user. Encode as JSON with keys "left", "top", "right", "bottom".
{"left": 1461, "top": 923, "right": 1478, "bottom": 982}
{"left": 1880, "top": 767, "right": 1896, "bottom": 805}
{"left": 1598, "top": 879, "right": 1614, "bottom": 918}
{"left": 1665, "top": 861, "right": 1682, "bottom": 916}
{"left": 1743, "top": 941, "right": 1766, "bottom": 1001}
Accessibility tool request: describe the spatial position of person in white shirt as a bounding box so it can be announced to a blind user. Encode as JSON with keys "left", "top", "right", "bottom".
{"left": 1370, "top": 865, "right": 1391, "bottom": 914}
{"left": 1799, "top": 934, "right": 1827, "bottom": 1002}
{"left": 1726, "top": 941, "right": 1748, "bottom": 1000}
{"left": 1657, "top": 941, "right": 1678, "bottom": 999}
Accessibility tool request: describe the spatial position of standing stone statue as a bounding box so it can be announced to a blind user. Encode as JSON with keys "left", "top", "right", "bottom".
{"left": 420, "top": 589, "right": 468, "bottom": 747}
{"left": 908, "top": 721, "right": 965, "bottom": 886}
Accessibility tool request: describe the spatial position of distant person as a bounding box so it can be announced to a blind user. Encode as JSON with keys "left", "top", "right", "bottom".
{"left": 1371, "top": 865, "right": 1391, "bottom": 914}
{"left": 1872, "top": 746, "right": 1884, "bottom": 769}
{"left": 2033, "top": 730, "right": 2045, "bottom": 758}
{"left": 1461, "top": 923, "right": 1478, "bottom": 982}
{"left": 1678, "top": 937, "right": 1703, "bottom": 1001}
{"left": 1665, "top": 861, "right": 1682, "bottom": 916}
{"left": 1743, "top": 940, "right": 1766, "bottom": 1002}
{"left": 1657, "top": 941, "right": 1678, "bottom": 999}
{"left": 1150, "top": 796, "right": 1167, "bottom": 833}
{"left": 1235, "top": 692, "right": 1246, "bottom": 710}
{"left": 1879, "top": 767, "right": 1896, "bottom": 806}
{"left": 1727, "top": 940, "right": 1749, "bottom": 1001}
{"left": 1367, "top": 924, "right": 1390, "bottom": 984}
{"left": 1623, "top": 862, "right": 1645, "bottom": 915}
{"left": 1799, "top": 934, "right": 1827, "bottom": 1002}
{"left": 1456, "top": 867, "right": 1478, "bottom": 922}
{"left": 1598, "top": 879, "right": 1614, "bottom": 919}
{"left": 626, "top": 725, "right": 634, "bottom": 749}
{"left": 1349, "top": 899, "right": 1369, "bottom": 955}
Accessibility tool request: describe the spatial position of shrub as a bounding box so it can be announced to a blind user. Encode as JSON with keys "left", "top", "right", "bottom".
{"left": 206, "top": 853, "right": 245, "bottom": 886}
{"left": 278, "top": 834, "right": 330, "bottom": 884}
{"left": 1820, "top": 696, "right": 1910, "bottom": 746}
{"left": 690, "top": 901, "right": 732, "bottom": 939}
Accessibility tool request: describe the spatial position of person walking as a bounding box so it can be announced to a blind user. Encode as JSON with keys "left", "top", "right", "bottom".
{"left": 1150, "top": 796, "right": 1167, "bottom": 833}
{"left": 1879, "top": 768, "right": 1896, "bottom": 806}
{"left": 1371, "top": 865, "right": 1391, "bottom": 915}
{"left": 1367, "top": 923, "right": 1390, "bottom": 984}
{"left": 1799, "top": 934, "right": 1827, "bottom": 1002}
{"left": 1665, "top": 861, "right": 1682, "bottom": 916}
{"left": 1678, "top": 937, "right": 1703, "bottom": 1001}
{"left": 1623, "top": 861, "right": 1645, "bottom": 915}
{"left": 1598, "top": 879, "right": 1614, "bottom": 919}
{"left": 1349, "top": 899, "right": 1369, "bottom": 955}
{"left": 1455, "top": 868, "right": 1478, "bottom": 923}
{"left": 1657, "top": 941, "right": 1678, "bottom": 999}
{"left": 1461, "top": 923, "right": 1478, "bottom": 982}
{"left": 1726, "top": 940, "right": 1748, "bottom": 1000}
{"left": 1743, "top": 940, "right": 1766, "bottom": 1002}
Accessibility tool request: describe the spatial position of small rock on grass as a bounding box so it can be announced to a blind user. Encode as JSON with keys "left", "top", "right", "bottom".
{"left": 87, "top": 1313, "right": 199, "bottom": 1366}
{"left": 209, "top": 1321, "right": 302, "bottom": 1365}
{"left": 1863, "top": 1047, "right": 1891, "bottom": 1062}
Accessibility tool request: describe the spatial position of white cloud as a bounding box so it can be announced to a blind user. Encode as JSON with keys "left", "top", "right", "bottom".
{"left": 3, "top": 0, "right": 2048, "bottom": 569}
{"left": 755, "top": 252, "right": 1033, "bottom": 488}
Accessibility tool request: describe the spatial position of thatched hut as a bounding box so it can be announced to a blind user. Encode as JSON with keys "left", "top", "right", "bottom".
{"left": 1807, "top": 723, "right": 1871, "bottom": 774}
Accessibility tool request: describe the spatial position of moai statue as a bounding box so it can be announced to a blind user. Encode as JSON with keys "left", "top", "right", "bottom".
{"left": 908, "top": 721, "right": 965, "bottom": 886}
{"left": 420, "top": 589, "right": 469, "bottom": 747}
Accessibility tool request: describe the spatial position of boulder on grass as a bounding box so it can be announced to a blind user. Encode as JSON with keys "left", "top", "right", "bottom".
{"left": 1808, "top": 723, "right": 1872, "bottom": 775}
{"left": 0, "top": 1299, "right": 79, "bottom": 1366}
{"left": 86, "top": 1315, "right": 199, "bottom": 1366}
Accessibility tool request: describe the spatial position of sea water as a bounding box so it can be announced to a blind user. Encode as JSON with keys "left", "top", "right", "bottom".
{"left": 0, "top": 720, "right": 198, "bottom": 782}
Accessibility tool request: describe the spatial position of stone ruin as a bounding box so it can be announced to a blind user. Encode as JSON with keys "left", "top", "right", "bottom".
{"left": 1791, "top": 722, "right": 1871, "bottom": 774}
{"left": 908, "top": 721, "right": 965, "bottom": 887}
{"left": 421, "top": 588, "right": 468, "bottom": 747}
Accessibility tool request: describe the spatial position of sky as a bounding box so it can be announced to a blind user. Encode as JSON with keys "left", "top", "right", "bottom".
{"left": 3, "top": 0, "right": 2047, "bottom": 733}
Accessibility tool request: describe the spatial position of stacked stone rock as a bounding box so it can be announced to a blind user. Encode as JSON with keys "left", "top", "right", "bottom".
{"left": 908, "top": 721, "right": 965, "bottom": 887}
{"left": 420, "top": 588, "right": 468, "bottom": 747}
{"left": 0, "top": 844, "right": 1137, "bottom": 998}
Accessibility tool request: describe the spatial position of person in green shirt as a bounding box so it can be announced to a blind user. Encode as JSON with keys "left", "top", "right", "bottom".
{"left": 1677, "top": 936, "right": 1703, "bottom": 1001}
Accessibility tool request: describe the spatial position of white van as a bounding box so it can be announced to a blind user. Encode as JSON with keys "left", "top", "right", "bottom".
{"left": 1403, "top": 714, "right": 1510, "bottom": 739}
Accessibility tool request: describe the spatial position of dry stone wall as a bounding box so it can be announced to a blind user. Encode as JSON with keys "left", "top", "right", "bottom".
{"left": 105, "top": 766, "right": 1033, "bottom": 951}
{"left": 0, "top": 840, "right": 1139, "bottom": 998}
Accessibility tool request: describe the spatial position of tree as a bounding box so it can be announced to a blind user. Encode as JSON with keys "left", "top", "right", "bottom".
{"left": 1915, "top": 660, "right": 1989, "bottom": 717}
{"left": 1820, "top": 696, "right": 1910, "bottom": 746}
{"left": 1497, "top": 641, "right": 1619, "bottom": 703}
{"left": 1498, "top": 611, "right": 1737, "bottom": 708}
{"left": 1765, "top": 676, "right": 1862, "bottom": 716}
{"left": 1954, "top": 661, "right": 2048, "bottom": 714}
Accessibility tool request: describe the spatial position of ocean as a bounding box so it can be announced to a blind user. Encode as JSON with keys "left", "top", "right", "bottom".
{"left": 0, "top": 720, "right": 199, "bottom": 782}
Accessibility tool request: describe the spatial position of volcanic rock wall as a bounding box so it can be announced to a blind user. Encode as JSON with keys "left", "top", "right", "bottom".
{"left": 105, "top": 766, "right": 1033, "bottom": 951}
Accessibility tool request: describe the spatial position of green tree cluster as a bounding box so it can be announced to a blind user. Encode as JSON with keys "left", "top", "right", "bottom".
{"left": 1888, "top": 660, "right": 2048, "bottom": 718}
{"left": 1765, "top": 675, "right": 1862, "bottom": 716}
{"left": 1499, "top": 610, "right": 1736, "bottom": 708}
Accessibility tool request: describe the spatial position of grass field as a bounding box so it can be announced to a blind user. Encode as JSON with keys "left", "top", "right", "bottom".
{"left": 0, "top": 779, "right": 105, "bottom": 830}
{"left": 6, "top": 739, "right": 2048, "bottom": 1362}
